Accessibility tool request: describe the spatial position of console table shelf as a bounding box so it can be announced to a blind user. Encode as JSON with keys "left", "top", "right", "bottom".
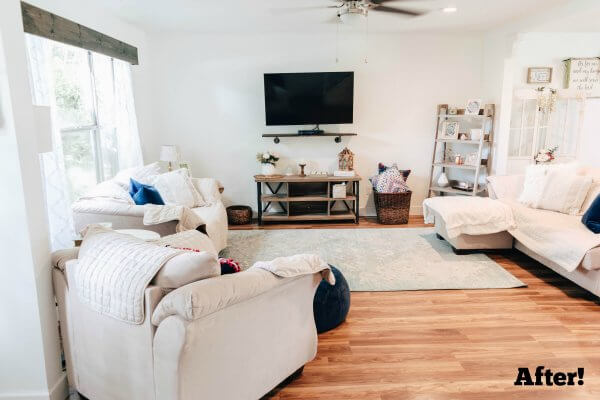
{"left": 262, "top": 132, "right": 357, "bottom": 144}
{"left": 254, "top": 174, "right": 361, "bottom": 225}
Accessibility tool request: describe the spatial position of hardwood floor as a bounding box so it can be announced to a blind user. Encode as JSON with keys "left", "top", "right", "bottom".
{"left": 233, "top": 217, "right": 600, "bottom": 399}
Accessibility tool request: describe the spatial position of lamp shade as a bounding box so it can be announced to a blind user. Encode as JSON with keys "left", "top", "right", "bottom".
{"left": 160, "top": 145, "right": 179, "bottom": 163}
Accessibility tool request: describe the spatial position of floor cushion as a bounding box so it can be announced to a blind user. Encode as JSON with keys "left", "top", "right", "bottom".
{"left": 313, "top": 265, "right": 350, "bottom": 334}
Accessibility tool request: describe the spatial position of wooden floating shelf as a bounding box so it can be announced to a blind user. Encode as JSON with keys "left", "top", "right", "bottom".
{"left": 262, "top": 133, "right": 357, "bottom": 144}
{"left": 433, "top": 162, "right": 486, "bottom": 170}
{"left": 262, "top": 195, "right": 356, "bottom": 202}
{"left": 262, "top": 211, "right": 356, "bottom": 221}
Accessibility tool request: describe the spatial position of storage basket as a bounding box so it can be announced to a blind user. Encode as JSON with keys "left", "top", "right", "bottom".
{"left": 373, "top": 191, "right": 412, "bottom": 225}
{"left": 226, "top": 205, "right": 252, "bottom": 225}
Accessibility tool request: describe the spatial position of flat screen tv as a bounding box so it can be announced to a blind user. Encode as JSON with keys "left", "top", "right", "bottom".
{"left": 264, "top": 72, "right": 354, "bottom": 126}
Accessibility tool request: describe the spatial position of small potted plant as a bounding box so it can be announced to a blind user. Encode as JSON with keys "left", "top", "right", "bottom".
{"left": 257, "top": 151, "right": 279, "bottom": 175}
{"left": 535, "top": 145, "right": 558, "bottom": 164}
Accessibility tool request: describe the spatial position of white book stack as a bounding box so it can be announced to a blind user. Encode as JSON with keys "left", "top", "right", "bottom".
{"left": 334, "top": 170, "right": 356, "bottom": 177}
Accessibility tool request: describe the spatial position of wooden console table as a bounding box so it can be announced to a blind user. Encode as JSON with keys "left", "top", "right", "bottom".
{"left": 254, "top": 174, "right": 361, "bottom": 225}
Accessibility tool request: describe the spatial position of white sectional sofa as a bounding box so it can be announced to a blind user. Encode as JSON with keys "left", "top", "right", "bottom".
{"left": 72, "top": 177, "right": 228, "bottom": 252}
{"left": 427, "top": 166, "right": 600, "bottom": 297}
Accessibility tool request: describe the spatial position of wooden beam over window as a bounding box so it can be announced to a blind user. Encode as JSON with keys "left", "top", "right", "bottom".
{"left": 21, "top": 2, "right": 139, "bottom": 65}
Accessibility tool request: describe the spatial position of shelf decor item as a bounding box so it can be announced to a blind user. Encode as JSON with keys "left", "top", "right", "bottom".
{"left": 564, "top": 58, "right": 600, "bottom": 95}
{"left": 226, "top": 205, "right": 252, "bottom": 225}
{"left": 441, "top": 121, "right": 460, "bottom": 139}
{"left": 338, "top": 147, "right": 355, "bottom": 171}
{"left": 535, "top": 145, "right": 558, "bottom": 164}
{"left": 257, "top": 150, "right": 279, "bottom": 175}
{"left": 437, "top": 172, "right": 450, "bottom": 187}
{"left": 465, "top": 99, "right": 482, "bottom": 115}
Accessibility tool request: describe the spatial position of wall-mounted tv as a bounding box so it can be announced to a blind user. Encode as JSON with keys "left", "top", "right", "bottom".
{"left": 264, "top": 72, "right": 354, "bottom": 126}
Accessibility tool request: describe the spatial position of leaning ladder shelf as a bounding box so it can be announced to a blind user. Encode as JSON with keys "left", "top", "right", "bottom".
{"left": 427, "top": 104, "right": 495, "bottom": 197}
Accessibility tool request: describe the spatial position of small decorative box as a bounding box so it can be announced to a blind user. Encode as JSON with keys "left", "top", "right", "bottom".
{"left": 332, "top": 183, "right": 347, "bottom": 199}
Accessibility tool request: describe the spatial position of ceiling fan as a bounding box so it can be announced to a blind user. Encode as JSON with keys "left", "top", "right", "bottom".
{"left": 328, "top": 0, "right": 427, "bottom": 18}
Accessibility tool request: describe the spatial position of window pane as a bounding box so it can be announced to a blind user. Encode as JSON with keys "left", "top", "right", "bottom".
{"left": 51, "top": 45, "right": 95, "bottom": 129}
{"left": 91, "top": 52, "right": 116, "bottom": 127}
{"left": 61, "top": 130, "right": 98, "bottom": 201}
{"left": 99, "top": 127, "right": 119, "bottom": 180}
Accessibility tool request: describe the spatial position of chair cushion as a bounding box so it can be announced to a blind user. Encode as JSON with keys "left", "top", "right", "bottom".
{"left": 129, "top": 178, "right": 164, "bottom": 205}
{"left": 582, "top": 194, "right": 600, "bottom": 234}
{"left": 153, "top": 250, "right": 220, "bottom": 289}
{"left": 153, "top": 169, "right": 206, "bottom": 208}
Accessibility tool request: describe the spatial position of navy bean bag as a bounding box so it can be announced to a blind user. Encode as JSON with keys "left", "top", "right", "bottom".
{"left": 313, "top": 265, "right": 351, "bottom": 334}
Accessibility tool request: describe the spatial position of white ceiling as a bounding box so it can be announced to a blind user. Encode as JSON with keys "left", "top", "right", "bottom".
{"left": 98, "top": 0, "right": 573, "bottom": 34}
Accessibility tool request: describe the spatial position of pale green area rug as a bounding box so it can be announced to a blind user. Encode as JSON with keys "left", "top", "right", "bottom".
{"left": 222, "top": 228, "right": 525, "bottom": 291}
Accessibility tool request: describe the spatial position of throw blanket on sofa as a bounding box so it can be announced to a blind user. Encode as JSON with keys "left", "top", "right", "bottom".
{"left": 143, "top": 204, "right": 204, "bottom": 232}
{"left": 504, "top": 200, "right": 600, "bottom": 272}
{"left": 423, "top": 197, "right": 516, "bottom": 239}
{"left": 251, "top": 254, "right": 336, "bottom": 285}
{"left": 75, "top": 227, "right": 183, "bottom": 324}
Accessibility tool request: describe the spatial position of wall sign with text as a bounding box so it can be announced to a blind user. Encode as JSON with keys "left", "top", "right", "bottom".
{"left": 565, "top": 57, "right": 600, "bottom": 96}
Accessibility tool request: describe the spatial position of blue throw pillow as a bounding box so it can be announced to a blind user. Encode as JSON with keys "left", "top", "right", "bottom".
{"left": 582, "top": 194, "right": 600, "bottom": 234}
{"left": 129, "top": 178, "right": 164, "bottom": 205}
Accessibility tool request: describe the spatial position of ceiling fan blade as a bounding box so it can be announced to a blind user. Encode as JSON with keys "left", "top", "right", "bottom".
{"left": 372, "top": 5, "right": 424, "bottom": 16}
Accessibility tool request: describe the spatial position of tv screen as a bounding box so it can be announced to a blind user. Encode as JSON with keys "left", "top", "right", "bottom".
{"left": 264, "top": 72, "right": 354, "bottom": 126}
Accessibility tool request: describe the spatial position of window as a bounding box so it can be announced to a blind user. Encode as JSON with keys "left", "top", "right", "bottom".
{"left": 509, "top": 92, "right": 583, "bottom": 161}
{"left": 50, "top": 45, "right": 121, "bottom": 200}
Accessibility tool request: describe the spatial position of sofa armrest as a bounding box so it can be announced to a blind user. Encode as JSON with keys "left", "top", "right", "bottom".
{"left": 151, "top": 269, "right": 320, "bottom": 326}
{"left": 51, "top": 248, "right": 80, "bottom": 272}
{"left": 191, "top": 178, "right": 222, "bottom": 203}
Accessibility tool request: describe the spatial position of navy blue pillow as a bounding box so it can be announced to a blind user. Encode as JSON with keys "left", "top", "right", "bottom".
{"left": 129, "top": 178, "right": 164, "bottom": 205}
{"left": 582, "top": 194, "right": 600, "bottom": 234}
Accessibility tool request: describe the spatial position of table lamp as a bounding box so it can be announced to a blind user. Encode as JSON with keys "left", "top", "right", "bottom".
{"left": 160, "top": 145, "right": 179, "bottom": 171}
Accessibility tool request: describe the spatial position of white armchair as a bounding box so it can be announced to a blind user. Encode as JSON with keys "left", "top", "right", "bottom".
{"left": 52, "top": 249, "right": 321, "bottom": 400}
{"left": 72, "top": 177, "right": 228, "bottom": 252}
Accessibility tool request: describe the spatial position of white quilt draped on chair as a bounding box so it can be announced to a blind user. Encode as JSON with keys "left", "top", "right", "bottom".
{"left": 25, "top": 34, "right": 144, "bottom": 250}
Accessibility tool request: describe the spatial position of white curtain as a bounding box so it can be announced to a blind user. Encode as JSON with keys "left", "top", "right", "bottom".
{"left": 25, "top": 34, "right": 144, "bottom": 250}
{"left": 26, "top": 34, "right": 75, "bottom": 250}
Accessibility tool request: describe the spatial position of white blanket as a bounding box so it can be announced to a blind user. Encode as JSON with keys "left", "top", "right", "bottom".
{"left": 75, "top": 227, "right": 183, "bottom": 324}
{"left": 251, "top": 254, "right": 336, "bottom": 285}
{"left": 504, "top": 199, "right": 600, "bottom": 272}
{"left": 423, "top": 197, "right": 516, "bottom": 239}
{"left": 143, "top": 204, "right": 204, "bottom": 232}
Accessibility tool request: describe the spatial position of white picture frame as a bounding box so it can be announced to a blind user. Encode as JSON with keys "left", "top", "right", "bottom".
{"left": 527, "top": 67, "right": 553, "bottom": 84}
{"left": 465, "top": 99, "right": 482, "bottom": 115}
{"left": 441, "top": 121, "right": 460, "bottom": 139}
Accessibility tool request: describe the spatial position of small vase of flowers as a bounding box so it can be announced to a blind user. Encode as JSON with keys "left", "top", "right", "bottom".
{"left": 535, "top": 145, "right": 558, "bottom": 164}
{"left": 257, "top": 151, "right": 279, "bottom": 175}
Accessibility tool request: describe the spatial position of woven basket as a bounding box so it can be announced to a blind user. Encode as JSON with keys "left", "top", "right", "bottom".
{"left": 373, "top": 191, "right": 412, "bottom": 225}
{"left": 226, "top": 205, "right": 252, "bottom": 225}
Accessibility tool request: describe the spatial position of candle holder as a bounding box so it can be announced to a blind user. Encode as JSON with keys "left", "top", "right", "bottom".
{"left": 298, "top": 163, "right": 307, "bottom": 177}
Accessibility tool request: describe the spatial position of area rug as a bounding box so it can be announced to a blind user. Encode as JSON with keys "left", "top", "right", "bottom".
{"left": 222, "top": 228, "right": 525, "bottom": 291}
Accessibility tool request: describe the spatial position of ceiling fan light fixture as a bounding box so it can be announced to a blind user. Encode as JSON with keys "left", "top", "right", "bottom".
{"left": 442, "top": 6, "right": 458, "bottom": 13}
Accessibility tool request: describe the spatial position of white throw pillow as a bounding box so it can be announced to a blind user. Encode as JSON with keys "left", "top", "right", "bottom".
{"left": 113, "top": 162, "right": 163, "bottom": 187}
{"left": 153, "top": 169, "right": 206, "bottom": 208}
{"left": 152, "top": 250, "right": 220, "bottom": 289}
{"left": 78, "top": 180, "right": 134, "bottom": 204}
{"left": 518, "top": 163, "right": 579, "bottom": 207}
{"left": 535, "top": 170, "right": 593, "bottom": 215}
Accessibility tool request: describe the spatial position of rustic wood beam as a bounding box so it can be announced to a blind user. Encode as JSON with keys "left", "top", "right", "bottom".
{"left": 21, "top": 2, "right": 139, "bottom": 65}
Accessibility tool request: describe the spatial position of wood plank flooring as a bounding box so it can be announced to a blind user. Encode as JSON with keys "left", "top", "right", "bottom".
{"left": 232, "top": 217, "right": 600, "bottom": 399}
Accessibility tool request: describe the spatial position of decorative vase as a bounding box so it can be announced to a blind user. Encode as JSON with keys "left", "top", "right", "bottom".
{"left": 437, "top": 172, "right": 450, "bottom": 187}
{"left": 261, "top": 163, "right": 276, "bottom": 175}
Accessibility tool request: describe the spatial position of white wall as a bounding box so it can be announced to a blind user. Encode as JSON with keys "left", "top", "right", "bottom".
{"left": 142, "top": 31, "right": 485, "bottom": 215}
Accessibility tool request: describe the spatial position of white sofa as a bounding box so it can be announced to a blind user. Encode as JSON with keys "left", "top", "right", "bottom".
{"left": 429, "top": 168, "right": 600, "bottom": 296}
{"left": 72, "top": 177, "right": 228, "bottom": 252}
{"left": 51, "top": 248, "right": 321, "bottom": 400}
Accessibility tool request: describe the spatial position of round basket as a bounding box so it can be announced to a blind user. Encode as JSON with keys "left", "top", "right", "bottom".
{"left": 226, "top": 205, "right": 252, "bottom": 225}
{"left": 373, "top": 191, "right": 412, "bottom": 225}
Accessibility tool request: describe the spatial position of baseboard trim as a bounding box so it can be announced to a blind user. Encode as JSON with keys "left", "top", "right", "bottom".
{"left": 0, "top": 373, "right": 67, "bottom": 400}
